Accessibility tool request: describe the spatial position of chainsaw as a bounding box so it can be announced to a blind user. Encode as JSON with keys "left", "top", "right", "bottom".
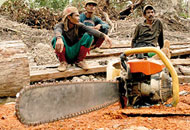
{"left": 15, "top": 47, "right": 179, "bottom": 125}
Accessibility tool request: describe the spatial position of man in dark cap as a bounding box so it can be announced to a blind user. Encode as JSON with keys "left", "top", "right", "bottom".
{"left": 131, "top": 5, "right": 164, "bottom": 57}
{"left": 52, "top": 6, "right": 112, "bottom": 72}
{"left": 80, "top": 0, "right": 110, "bottom": 53}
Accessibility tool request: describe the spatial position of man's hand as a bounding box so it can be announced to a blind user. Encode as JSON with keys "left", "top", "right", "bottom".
{"left": 94, "top": 24, "right": 102, "bottom": 30}
{"left": 55, "top": 38, "right": 64, "bottom": 53}
{"left": 104, "top": 35, "right": 112, "bottom": 48}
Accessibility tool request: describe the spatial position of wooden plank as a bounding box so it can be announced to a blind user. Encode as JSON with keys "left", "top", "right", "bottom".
{"left": 87, "top": 48, "right": 129, "bottom": 58}
{"left": 171, "top": 59, "right": 190, "bottom": 65}
{"left": 122, "top": 113, "right": 190, "bottom": 117}
{"left": 178, "top": 76, "right": 190, "bottom": 84}
{"left": 171, "top": 48, "right": 190, "bottom": 57}
{"left": 101, "top": 44, "right": 130, "bottom": 49}
{"left": 175, "top": 66, "right": 190, "bottom": 76}
{"left": 171, "top": 42, "right": 190, "bottom": 45}
{"left": 100, "top": 41, "right": 190, "bottom": 49}
{"left": 30, "top": 57, "right": 120, "bottom": 82}
{"left": 30, "top": 65, "right": 106, "bottom": 82}
{"left": 30, "top": 58, "right": 190, "bottom": 82}
{"left": 170, "top": 45, "right": 190, "bottom": 50}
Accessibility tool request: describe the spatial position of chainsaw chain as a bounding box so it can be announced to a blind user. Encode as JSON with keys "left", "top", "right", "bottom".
{"left": 15, "top": 81, "right": 118, "bottom": 126}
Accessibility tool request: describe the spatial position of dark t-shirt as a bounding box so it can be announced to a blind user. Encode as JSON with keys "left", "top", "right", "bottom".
{"left": 131, "top": 19, "right": 164, "bottom": 49}
{"left": 54, "top": 23, "right": 104, "bottom": 46}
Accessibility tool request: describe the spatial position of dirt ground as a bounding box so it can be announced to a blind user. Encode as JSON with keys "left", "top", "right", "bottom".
{"left": 0, "top": 84, "right": 190, "bottom": 130}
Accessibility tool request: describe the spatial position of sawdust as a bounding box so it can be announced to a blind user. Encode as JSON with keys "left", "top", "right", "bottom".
{"left": 0, "top": 84, "right": 190, "bottom": 130}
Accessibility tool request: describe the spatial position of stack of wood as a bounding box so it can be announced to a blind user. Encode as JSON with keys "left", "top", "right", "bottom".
{"left": 23, "top": 8, "right": 62, "bottom": 30}
{"left": 30, "top": 40, "right": 190, "bottom": 84}
{"left": 1, "top": 40, "right": 190, "bottom": 97}
{"left": 0, "top": 0, "right": 63, "bottom": 30}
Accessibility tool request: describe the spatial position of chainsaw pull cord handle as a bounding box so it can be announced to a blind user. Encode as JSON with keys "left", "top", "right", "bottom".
{"left": 120, "top": 53, "right": 128, "bottom": 71}
{"left": 123, "top": 47, "right": 179, "bottom": 107}
{"left": 116, "top": 77, "right": 127, "bottom": 109}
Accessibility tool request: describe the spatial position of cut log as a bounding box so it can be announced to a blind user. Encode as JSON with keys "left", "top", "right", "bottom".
{"left": 0, "top": 40, "right": 30, "bottom": 97}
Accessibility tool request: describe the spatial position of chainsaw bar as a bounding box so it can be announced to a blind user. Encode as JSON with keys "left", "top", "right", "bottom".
{"left": 15, "top": 81, "right": 119, "bottom": 125}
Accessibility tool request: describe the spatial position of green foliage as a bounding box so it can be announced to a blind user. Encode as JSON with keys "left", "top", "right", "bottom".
{"left": 179, "top": 12, "right": 189, "bottom": 19}
{"left": 27, "top": 0, "right": 69, "bottom": 11}
{"left": 178, "top": 0, "right": 189, "bottom": 18}
{"left": 71, "top": 0, "right": 84, "bottom": 11}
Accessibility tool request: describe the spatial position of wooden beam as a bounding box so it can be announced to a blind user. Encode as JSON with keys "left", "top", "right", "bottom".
{"left": 171, "top": 48, "right": 190, "bottom": 57}
{"left": 170, "top": 45, "right": 190, "bottom": 50}
{"left": 171, "top": 59, "right": 190, "bottom": 65}
{"left": 87, "top": 48, "right": 129, "bottom": 59}
{"left": 30, "top": 65, "right": 106, "bottom": 82}
{"left": 100, "top": 44, "right": 130, "bottom": 49}
{"left": 30, "top": 58, "right": 190, "bottom": 82}
{"left": 171, "top": 42, "right": 190, "bottom": 45}
{"left": 122, "top": 113, "right": 190, "bottom": 117}
{"left": 178, "top": 76, "right": 190, "bottom": 84}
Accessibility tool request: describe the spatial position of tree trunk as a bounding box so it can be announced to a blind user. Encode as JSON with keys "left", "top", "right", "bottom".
{"left": 0, "top": 40, "right": 30, "bottom": 97}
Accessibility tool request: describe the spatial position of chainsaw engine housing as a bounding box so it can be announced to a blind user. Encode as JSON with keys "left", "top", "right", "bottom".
{"left": 119, "top": 55, "right": 172, "bottom": 108}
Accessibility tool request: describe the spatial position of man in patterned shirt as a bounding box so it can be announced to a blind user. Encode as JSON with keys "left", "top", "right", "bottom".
{"left": 80, "top": 0, "right": 110, "bottom": 53}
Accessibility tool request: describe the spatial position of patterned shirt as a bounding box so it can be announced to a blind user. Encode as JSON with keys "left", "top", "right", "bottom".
{"left": 79, "top": 13, "right": 109, "bottom": 30}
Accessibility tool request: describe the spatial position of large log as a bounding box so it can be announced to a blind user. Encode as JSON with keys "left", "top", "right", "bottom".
{"left": 0, "top": 40, "right": 30, "bottom": 97}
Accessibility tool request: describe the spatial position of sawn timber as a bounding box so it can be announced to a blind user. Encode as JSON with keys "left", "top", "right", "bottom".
{"left": 15, "top": 81, "right": 119, "bottom": 125}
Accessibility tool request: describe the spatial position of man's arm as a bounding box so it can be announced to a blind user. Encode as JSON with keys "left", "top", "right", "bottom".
{"left": 95, "top": 16, "right": 109, "bottom": 30}
{"left": 79, "top": 23, "right": 112, "bottom": 47}
{"left": 158, "top": 21, "right": 164, "bottom": 49}
{"left": 131, "top": 25, "right": 140, "bottom": 48}
{"left": 79, "top": 23, "right": 104, "bottom": 38}
{"left": 79, "top": 13, "right": 85, "bottom": 23}
{"left": 54, "top": 23, "right": 63, "bottom": 38}
{"left": 53, "top": 23, "right": 64, "bottom": 53}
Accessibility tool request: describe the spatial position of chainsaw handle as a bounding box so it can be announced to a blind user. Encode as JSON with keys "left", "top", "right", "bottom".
{"left": 123, "top": 47, "right": 179, "bottom": 107}
{"left": 120, "top": 53, "right": 128, "bottom": 71}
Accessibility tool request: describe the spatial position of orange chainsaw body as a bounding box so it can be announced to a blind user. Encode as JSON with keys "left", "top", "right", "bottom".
{"left": 127, "top": 59, "right": 165, "bottom": 75}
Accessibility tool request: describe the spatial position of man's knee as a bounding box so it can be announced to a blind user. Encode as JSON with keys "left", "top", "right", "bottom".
{"left": 100, "top": 28, "right": 108, "bottom": 35}
{"left": 80, "top": 33, "right": 94, "bottom": 48}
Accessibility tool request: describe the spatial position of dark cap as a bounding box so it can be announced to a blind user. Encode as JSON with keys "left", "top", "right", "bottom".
{"left": 85, "top": 0, "right": 97, "bottom": 7}
{"left": 143, "top": 5, "right": 155, "bottom": 15}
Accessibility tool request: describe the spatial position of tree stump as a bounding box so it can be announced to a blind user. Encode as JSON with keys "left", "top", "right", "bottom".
{"left": 0, "top": 40, "right": 30, "bottom": 97}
